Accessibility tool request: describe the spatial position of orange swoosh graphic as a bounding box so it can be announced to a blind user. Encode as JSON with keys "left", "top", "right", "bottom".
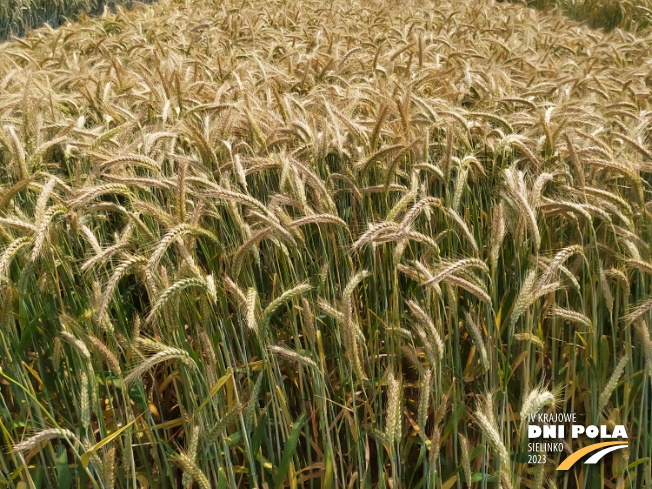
{"left": 557, "top": 441, "right": 627, "bottom": 471}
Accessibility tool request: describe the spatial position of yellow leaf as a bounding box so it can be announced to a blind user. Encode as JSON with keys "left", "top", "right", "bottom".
{"left": 192, "top": 368, "right": 232, "bottom": 419}
{"left": 153, "top": 417, "right": 183, "bottom": 430}
{"left": 81, "top": 409, "right": 148, "bottom": 468}
{"left": 136, "top": 473, "right": 150, "bottom": 489}
{"left": 21, "top": 361, "right": 43, "bottom": 388}
{"left": 442, "top": 475, "right": 458, "bottom": 489}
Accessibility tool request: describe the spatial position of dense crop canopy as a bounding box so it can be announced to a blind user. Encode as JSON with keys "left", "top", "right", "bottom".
{"left": 0, "top": 0, "right": 651, "bottom": 487}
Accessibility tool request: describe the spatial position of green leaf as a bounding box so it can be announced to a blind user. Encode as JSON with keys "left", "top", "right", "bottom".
{"left": 55, "top": 445, "right": 71, "bottom": 489}
{"left": 218, "top": 467, "right": 227, "bottom": 489}
{"left": 599, "top": 336, "right": 609, "bottom": 381}
{"left": 471, "top": 472, "right": 498, "bottom": 482}
{"left": 252, "top": 413, "right": 268, "bottom": 455}
{"left": 323, "top": 444, "right": 334, "bottom": 489}
{"left": 469, "top": 444, "right": 484, "bottom": 460}
{"left": 627, "top": 458, "right": 649, "bottom": 470}
{"left": 32, "top": 466, "right": 44, "bottom": 488}
{"left": 274, "top": 412, "right": 307, "bottom": 489}
{"left": 128, "top": 384, "right": 148, "bottom": 412}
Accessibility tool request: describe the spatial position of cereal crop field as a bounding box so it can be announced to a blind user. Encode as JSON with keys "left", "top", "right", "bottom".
{"left": 0, "top": 0, "right": 651, "bottom": 488}
{"left": 0, "top": 0, "right": 152, "bottom": 40}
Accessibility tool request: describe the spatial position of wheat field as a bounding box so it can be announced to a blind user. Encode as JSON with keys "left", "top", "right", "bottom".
{"left": 0, "top": 0, "right": 153, "bottom": 40}
{"left": 0, "top": 0, "right": 651, "bottom": 487}
{"left": 518, "top": 0, "right": 652, "bottom": 31}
